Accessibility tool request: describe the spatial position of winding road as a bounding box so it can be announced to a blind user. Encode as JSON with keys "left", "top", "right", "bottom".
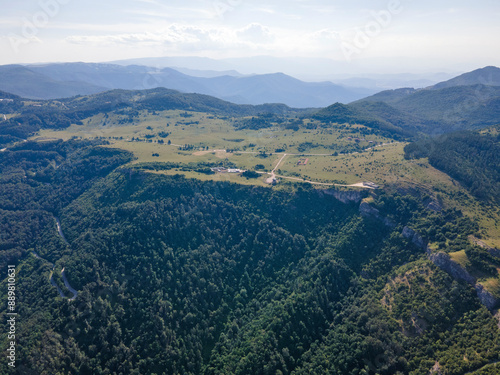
{"left": 61, "top": 268, "right": 78, "bottom": 300}
{"left": 55, "top": 217, "right": 69, "bottom": 245}
{"left": 32, "top": 217, "right": 78, "bottom": 300}
{"left": 32, "top": 252, "right": 65, "bottom": 298}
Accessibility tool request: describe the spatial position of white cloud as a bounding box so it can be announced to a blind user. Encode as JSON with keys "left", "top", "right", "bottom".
{"left": 65, "top": 23, "right": 278, "bottom": 52}
{"left": 236, "top": 23, "right": 274, "bottom": 43}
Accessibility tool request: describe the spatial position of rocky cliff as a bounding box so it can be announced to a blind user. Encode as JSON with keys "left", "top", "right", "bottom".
{"left": 323, "top": 189, "right": 366, "bottom": 204}
{"left": 402, "top": 226, "right": 426, "bottom": 251}
{"left": 356, "top": 197, "right": 499, "bottom": 311}
{"left": 359, "top": 199, "right": 396, "bottom": 228}
{"left": 427, "top": 249, "right": 499, "bottom": 310}
{"left": 400, "top": 227, "right": 500, "bottom": 311}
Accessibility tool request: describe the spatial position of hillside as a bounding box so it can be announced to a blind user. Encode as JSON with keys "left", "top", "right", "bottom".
{"left": 1, "top": 67, "right": 500, "bottom": 374}
{"left": 312, "top": 101, "right": 417, "bottom": 137}
{"left": 0, "top": 88, "right": 301, "bottom": 148}
{"left": 404, "top": 127, "right": 500, "bottom": 203}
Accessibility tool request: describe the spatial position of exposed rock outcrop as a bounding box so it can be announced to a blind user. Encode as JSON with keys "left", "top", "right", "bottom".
{"left": 359, "top": 200, "right": 396, "bottom": 228}
{"left": 428, "top": 361, "right": 443, "bottom": 375}
{"left": 426, "top": 200, "right": 443, "bottom": 212}
{"left": 475, "top": 283, "right": 499, "bottom": 311}
{"left": 427, "top": 250, "right": 499, "bottom": 310}
{"left": 428, "top": 251, "right": 476, "bottom": 284}
{"left": 469, "top": 235, "right": 500, "bottom": 258}
{"left": 324, "top": 189, "right": 365, "bottom": 204}
{"left": 359, "top": 200, "right": 381, "bottom": 219}
{"left": 402, "top": 226, "right": 427, "bottom": 250}
{"left": 357, "top": 201, "right": 500, "bottom": 311}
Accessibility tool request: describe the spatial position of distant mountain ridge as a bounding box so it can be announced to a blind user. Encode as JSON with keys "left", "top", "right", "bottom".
{"left": 346, "top": 66, "right": 500, "bottom": 135}
{"left": 0, "top": 65, "right": 107, "bottom": 99}
{"left": 429, "top": 66, "right": 500, "bottom": 90}
{"left": 3, "top": 64, "right": 500, "bottom": 137}
{"left": 0, "top": 62, "right": 377, "bottom": 107}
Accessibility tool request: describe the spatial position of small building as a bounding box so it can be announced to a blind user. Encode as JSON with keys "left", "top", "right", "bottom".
{"left": 211, "top": 167, "right": 246, "bottom": 174}
{"left": 265, "top": 177, "right": 277, "bottom": 185}
{"left": 363, "top": 181, "right": 380, "bottom": 189}
{"left": 211, "top": 167, "right": 227, "bottom": 173}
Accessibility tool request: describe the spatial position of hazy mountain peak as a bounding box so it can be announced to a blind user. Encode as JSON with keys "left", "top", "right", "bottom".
{"left": 430, "top": 65, "right": 500, "bottom": 89}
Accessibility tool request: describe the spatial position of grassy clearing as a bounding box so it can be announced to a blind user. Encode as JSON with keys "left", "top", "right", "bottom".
{"left": 449, "top": 250, "right": 470, "bottom": 268}
{"left": 29, "top": 110, "right": 481, "bottom": 196}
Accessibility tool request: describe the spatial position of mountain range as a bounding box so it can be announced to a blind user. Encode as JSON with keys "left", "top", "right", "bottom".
{"left": 1, "top": 64, "right": 499, "bottom": 137}
{"left": 0, "top": 63, "right": 376, "bottom": 107}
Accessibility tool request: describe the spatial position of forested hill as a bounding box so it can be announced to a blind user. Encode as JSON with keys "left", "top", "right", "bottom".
{"left": 405, "top": 127, "right": 500, "bottom": 203}
{"left": 1, "top": 139, "right": 499, "bottom": 374}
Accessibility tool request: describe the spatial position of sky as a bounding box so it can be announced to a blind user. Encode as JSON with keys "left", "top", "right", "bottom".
{"left": 1, "top": 0, "right": 499, "bottom": 75}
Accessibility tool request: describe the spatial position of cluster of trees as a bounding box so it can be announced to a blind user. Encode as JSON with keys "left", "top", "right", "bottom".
{"left": 234, "top": 115, "right": 274, "bottom": 130}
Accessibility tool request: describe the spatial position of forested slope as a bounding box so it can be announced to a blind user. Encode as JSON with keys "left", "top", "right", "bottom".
{"left": 0, "top": 140, "right": 499, "bottom": 375}
{"left": 405, "top": 128, "right": 500, "bottom": 203}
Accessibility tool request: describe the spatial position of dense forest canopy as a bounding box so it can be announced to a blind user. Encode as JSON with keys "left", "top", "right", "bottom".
{"left": 0, "top": 139, "right": 499, "bottom": 374}
{"left": 404, "top": 128, "right": 500, "bottom": 203}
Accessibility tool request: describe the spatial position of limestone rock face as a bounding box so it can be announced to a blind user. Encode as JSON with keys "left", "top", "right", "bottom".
{"left": 475, "top": 284, "right": 499, "bottom": 311}
{"left": 402, "top": 226, "right": 427, "bottom": 250}
{"left": 428, "top": 251, "right": 475, "bottom": 284}
{"left": 324, "top": 189, "right": 365, "bottom": 204}
{"left": 428, "top": 251, "right": 499, "bottom": 310}
{"left": 355, "top": 198, "right": 500, "bottom": 311}
{"left": 359, "top": 201, "right": 381, "bottom": 219}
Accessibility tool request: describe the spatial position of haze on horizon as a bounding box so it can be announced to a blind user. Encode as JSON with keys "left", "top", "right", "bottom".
{"left": 0, "top": 0, "right": 499, "bottom": 77}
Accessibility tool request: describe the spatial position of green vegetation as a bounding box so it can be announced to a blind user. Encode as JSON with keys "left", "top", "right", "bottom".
{"left": 405, "top": 128, "right": 500, "bottom": 203}
{"left": 0, "top": 139, "right": 499, "bottom": 375}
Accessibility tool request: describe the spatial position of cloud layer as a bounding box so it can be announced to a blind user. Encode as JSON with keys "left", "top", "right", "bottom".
{"left": 0, "top": 0, "right": 499, "bottom": 73}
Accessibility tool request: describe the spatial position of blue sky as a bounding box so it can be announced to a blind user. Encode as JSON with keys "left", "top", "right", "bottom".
{"left": 1, "top": 0, "right": 499, "bottom": 74}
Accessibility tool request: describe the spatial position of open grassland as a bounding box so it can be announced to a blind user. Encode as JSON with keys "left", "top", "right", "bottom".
{"left": 36, "top": 109, "right": 393, "bottom": 153}
{"left": 35, "top": 109, "right": 449, "bottom": 187}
